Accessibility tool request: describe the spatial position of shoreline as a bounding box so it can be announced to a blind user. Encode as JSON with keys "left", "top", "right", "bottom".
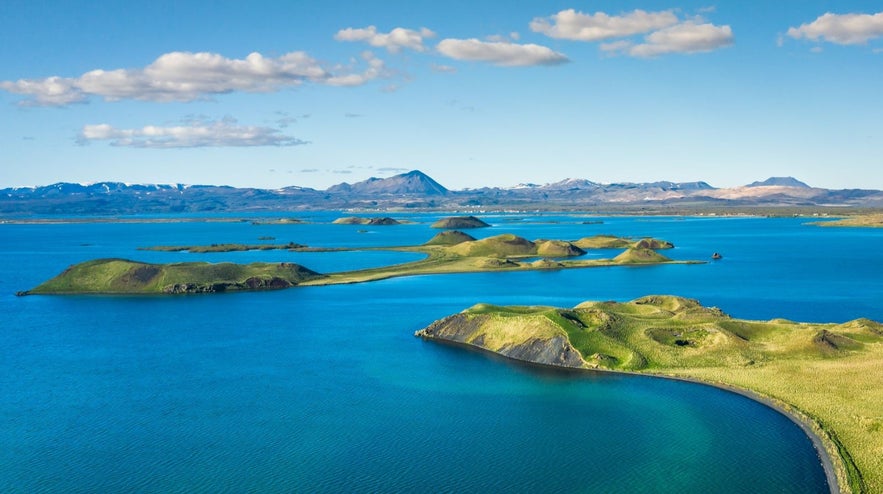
{"left": 647, "top": 373, "right": 841, "bottom": 494}
{"left": 422, "top": 337, "right": 843, "bottom": 494}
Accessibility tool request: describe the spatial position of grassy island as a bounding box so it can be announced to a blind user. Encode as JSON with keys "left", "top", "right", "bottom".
{"left": 332, "top": 216, "right": 401, "bottom": 225}
{"left": 416, "top": 295, "right": 883, "bottom": 493}
{"left": 25, "top": 259, "right": 322, "bottom": 294}
{"left": 302, "top": 234, "right": 692, "bottom": 286}
{"left": 25, "top": 234, "right": 694, "bottom": 294}
{"left": 430, "top": 215, "right": 490, "bottom": 229}
{"left": 139, "top": 242, "right": 307, "bottom": 253}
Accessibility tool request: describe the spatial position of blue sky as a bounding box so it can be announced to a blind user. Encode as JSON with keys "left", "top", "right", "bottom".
{"left": 2, "top": 0, "right": 882, "bottom": 190}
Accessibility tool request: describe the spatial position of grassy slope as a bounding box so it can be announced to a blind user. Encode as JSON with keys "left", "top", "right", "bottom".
{"left": 424, "top": 230, "right": 477, "bottom": 246}
{"left": 431, "top": 296, "right": 883, "bottom": 493}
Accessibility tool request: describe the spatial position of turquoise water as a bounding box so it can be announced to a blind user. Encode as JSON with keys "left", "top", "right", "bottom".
{"left": 3, "top": 213, "right": 881, "bottom": 492}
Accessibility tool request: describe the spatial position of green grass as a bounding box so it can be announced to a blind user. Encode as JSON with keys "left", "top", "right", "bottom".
{"left": 419, "top": 295, "right": 883, "bottom": 493}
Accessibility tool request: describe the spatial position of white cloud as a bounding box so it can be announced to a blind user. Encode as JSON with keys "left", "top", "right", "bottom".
{"left": 606, "top": 22, "right": 734, "bottom": 57}
{"left": 430, "top": 63, "right": 457, "bottom": 73}
{"left": 530, "top": 9, "right": 679, "bottom": 41}
{"left": 324, "top": 51, "right": 387, "bottom": 87}
{"left": 334, "top": 26, "right": 435, "bottom": 53}
{"left": 78, "top": 118, "right": 308, "bottom": 148}
{"left": 787, "top": 12, "right": 883, "bottom": 45}
{"left": 0, "top": 50, "right": 386, "bottom": 106}
{"left": 436, "top": 39, "right": 569, "bottom": 66}
{"left": 599, "top": 40, "right": 633, "bottom": 54}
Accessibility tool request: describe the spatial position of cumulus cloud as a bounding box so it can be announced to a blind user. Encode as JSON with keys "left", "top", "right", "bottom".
{"left": 0, "top": 50, "right": 387, "bottom": 106}
{"left": 436, "top": 39, "right": 569, "bottom": 66}
{"left": 787, "top": 11, "right": 883, "bottom": 45}
{"left": 531, "top": 8, "right": 733, "bottom": 58}
{"left": 530, "top": 9, "right": 679, "bottom": 41}
{"left": 603, "top": 22, "right": 733, "bottom": 57}
{"left": 334, "top": 26, "right": 435, "bottom": 53}
{"left": 78, "top": 118, "right": 308, "bottom": 148}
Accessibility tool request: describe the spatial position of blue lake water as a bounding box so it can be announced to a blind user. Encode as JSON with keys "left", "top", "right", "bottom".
{"left": 3, "top": 213, "right": 881, "bottom": 493}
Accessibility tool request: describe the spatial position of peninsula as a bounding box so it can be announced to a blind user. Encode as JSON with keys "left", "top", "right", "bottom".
{"left": 416, "top": 296, "right": 883, "bottom": 493}
{"left": 812, "top": 214, "right": 883, "bottom": 228}
{"left": 22, "top": 234, "right": 694, "bottom": 294}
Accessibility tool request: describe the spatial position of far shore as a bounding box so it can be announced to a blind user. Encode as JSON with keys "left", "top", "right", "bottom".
{"left": 3, "top": 205, "right": 882, "bottom": 224}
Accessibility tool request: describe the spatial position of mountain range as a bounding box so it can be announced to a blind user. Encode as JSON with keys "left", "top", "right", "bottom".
{"left": 3, "top": 170, "right": 882, "bottom": 215}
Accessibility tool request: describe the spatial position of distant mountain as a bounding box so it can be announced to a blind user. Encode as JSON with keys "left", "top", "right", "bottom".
{"left": 326, "top": 170, "right": 448, "bottom": 196}
{"left": 746, "top": 177, "right": 811, "bottom": 188}
{"left": 644, "top": 181, "right": 715, "bottom": 191}
{"left": 3, "top": 171, "right": 883, "bottom": 215}
{"left": 538, "top": 178, "right": 600, "bottom": 191}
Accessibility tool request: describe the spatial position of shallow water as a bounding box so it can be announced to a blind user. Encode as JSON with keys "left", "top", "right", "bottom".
{"left": 3, "top": 213, "right": 879, "bottom": 493}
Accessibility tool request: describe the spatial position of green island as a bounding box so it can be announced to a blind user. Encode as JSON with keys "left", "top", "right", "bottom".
{"left": 416, "top": 295, "right": 883, "bottom": 493}
{"left": 250, "top": 218, "right": 306, "bottom": 225}
{"left": 22, "top": 233, "right": 693, "bottom": 294}
{"left": 430, "top": 215, "right": 491, "bottom": 229}
{"left": 332, "top": 216, "right": 402, "bottom": 225}
{"left": 24, "top": 259, "right": 322, "bottom": 294}
{"left": 139, "top": 242, "right": 308, "bottom": 253}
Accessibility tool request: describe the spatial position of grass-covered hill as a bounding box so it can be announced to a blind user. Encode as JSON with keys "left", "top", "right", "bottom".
{"left": 612, "top": 247, "right": 672, "bottom": 264}
{"left": 416, "top": 295, "right": 883, "bottom": 493}
{"left": 424, "top": 230, "right": 477, "bottom": 246}
{"left": 25, "top": 259, "right": 323, "bottom": 295}
{"left": 573, "top": 235, "right": 674, "bottom": 250}
{"left": 449, "top": 234, "right": 586, "bottom": 258}
{"left": 430, "top": 215, "right": 490, "bottom": 229}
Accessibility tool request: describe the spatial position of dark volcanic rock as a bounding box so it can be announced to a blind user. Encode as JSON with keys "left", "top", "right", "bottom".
{"left": 416, "top": 313, "right": 585, "bottom": 369}
{"left": 501, "top": 335, "right": 584, "bottom": 368}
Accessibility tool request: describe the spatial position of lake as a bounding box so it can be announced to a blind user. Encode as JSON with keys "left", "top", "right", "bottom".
{"left": 3, "top": 213, "right": 880, "bottom": 493}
